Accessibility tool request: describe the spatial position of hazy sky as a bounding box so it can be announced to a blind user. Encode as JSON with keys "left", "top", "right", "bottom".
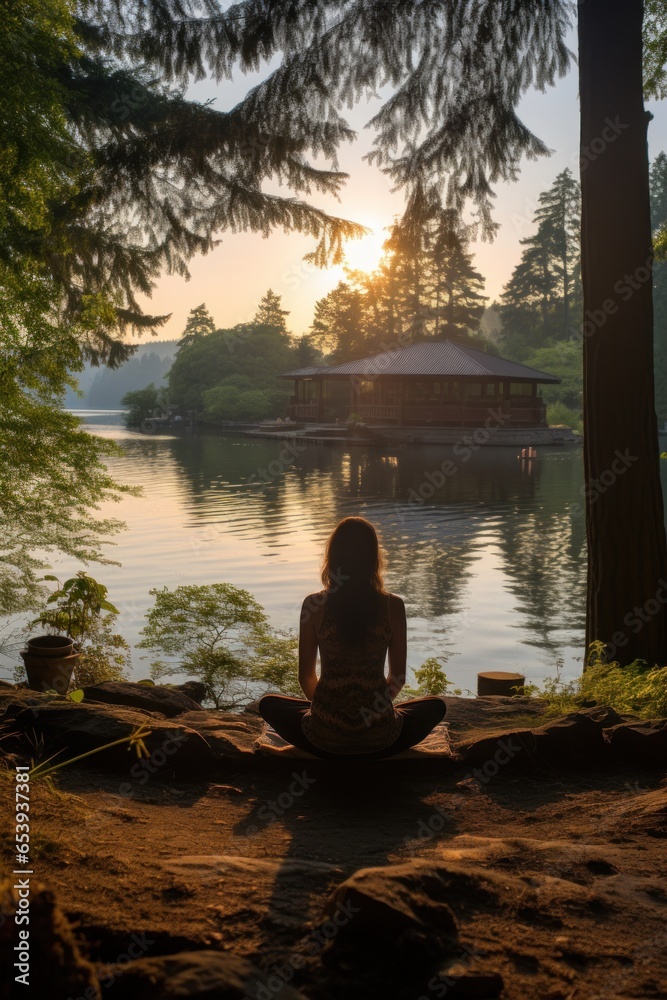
{"left": 138, "top": 38, "right": 667, "bottom": 343}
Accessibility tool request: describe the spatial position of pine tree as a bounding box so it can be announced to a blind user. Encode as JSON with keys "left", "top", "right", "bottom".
{"left": 368, "top": 195, "right": 487, "bottom": 346}
{"left": 254, "top": 290, "right": 290, "bottom": 333}
{"left": 310, "top": 282, "right": 367, "bottom": 362}
{"left": 500, "top": 170, "right": 581, "bottom": 359}
{"left": 428, "top": 208, "right": 488, "bottom": 342}
{"left": 533, "top": 169, "right": 582, "bottom": 339}
{"left": 178, "top": 304, "right": 216, "bottom": 351}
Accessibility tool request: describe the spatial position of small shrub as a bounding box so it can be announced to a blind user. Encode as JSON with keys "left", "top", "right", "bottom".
{"left": 399, "top": 653, "right": 462, "bottom": 700}
{"left": 138, "top": 583, "right": 299, "bottom": 708}
{"left": 547, "top": 401, "right": 582, "bottom": 433}
{"left": 529, "top": 643, "right": 667, "bottom": 719}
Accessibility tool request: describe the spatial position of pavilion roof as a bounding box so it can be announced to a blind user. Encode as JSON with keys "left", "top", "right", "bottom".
{"left": 280, "top": 340, "right": 560, "bottom": 383}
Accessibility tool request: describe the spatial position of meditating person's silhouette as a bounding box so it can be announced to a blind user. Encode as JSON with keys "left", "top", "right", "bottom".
{"left": 259, "top": 516, "right": 446, "bottom": 758}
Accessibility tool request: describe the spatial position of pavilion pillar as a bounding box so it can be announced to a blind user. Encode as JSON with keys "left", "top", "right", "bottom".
{"left": 316, "top": 380, "right": 323, "bottom": 422}
{"left": 350, "top": 377, "right": 360, "bottom": 417}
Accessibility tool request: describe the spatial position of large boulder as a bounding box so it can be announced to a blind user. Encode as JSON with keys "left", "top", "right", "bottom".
{"left": 6, "top": 700, "right": 213, "bottom": 770}
{"left": 104, "top": 951, "right": 307, "bottom": 1000}
{"left": 81, "top": 681, "right": 204, "bottom": 717}
{"left": 323, "top": 861, "right": 461, "bottom": 967}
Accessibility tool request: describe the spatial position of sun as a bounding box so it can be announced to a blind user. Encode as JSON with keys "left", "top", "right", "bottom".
{"left": 341, "top": 224, "right": 388, "bottom": 274}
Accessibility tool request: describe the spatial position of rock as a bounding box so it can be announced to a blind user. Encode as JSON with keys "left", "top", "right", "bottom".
{"left": 104, "top": 951, "right": 307, "bottom": 999}
{"left": 6, "top": 700, "right": 213, "bottom": 770}
{"left": 604, "top": 719, "right": 667, "bottom": 764}
{"left": 0, "top": 878, "right": 100, "bottom": 1000}
{"left": 444, "top": 695, "right": 548, "bottom": 746}
{"left": 0, "top": 687, "right": 51, "bottom": 718}
{"left": 0, "top": 679, "right": 16, "bottom": 689}
{"left": 175, "top": 680, "right": 207, "bottom": 704}
{"left": 81, "top": 681, "right": 204, "bottom": 717}
{"left": 323, "top": 861, "right": 460, "bottom": 966}
{"left": 460, "top": 706, "right": 625, "bottom": 768}
{"left": 609, "top": 786, "right": 667, "bottom": 838}
{"left": 178, "top": 711, "right": 263, "bottom": 760}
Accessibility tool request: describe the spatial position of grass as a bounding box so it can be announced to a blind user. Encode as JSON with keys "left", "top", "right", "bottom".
{"left": 526, "top": 645, "right": 667, "bottom": 719}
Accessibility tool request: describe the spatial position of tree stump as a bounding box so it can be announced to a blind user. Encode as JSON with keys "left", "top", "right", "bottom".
{"left": 477, "top": 671, "right": 526, "bottom": 697}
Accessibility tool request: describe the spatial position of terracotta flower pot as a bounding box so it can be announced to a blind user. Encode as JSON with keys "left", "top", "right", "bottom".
{"left": 20, "top": 650, "right": 80, "bottom": 695}
{"left": 26, "top": 635, "right": 74, "bottom": 658}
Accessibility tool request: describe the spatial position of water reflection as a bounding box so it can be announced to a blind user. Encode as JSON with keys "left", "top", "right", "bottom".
{"left": 46, "top": 416, "right": 596, "bottom": 686}
{"left": 154, "top": 432, "right": 586, "bottom": 676}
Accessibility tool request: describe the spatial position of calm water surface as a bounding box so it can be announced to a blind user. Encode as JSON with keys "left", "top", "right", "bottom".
{"left": 28, "top": 410, "right": 609, "bottom": 692}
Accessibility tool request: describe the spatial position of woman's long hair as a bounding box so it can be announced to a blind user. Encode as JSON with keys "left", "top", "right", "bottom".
{"left": 320, "top": 517, "right": 387, "bottom": 645}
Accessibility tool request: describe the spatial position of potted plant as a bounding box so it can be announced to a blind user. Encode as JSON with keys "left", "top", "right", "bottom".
{"left": 22, "top": 572, "right": 129, "bottom": 693}
{"left": 20, "top": 639, "right": 79, "bottom": 695}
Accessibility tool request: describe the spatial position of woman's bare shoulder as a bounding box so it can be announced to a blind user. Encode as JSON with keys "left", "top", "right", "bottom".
{"left": 386, "top": 592, "right": 405, "bottom": 606}
{"left": 300, "top": 591, "right": 327, "bottom": 626}
{"left": 386, "top": 592, "right": 406, "bottom": 618}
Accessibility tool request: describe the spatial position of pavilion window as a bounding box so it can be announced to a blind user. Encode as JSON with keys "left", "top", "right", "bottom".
{"left": 382, "top": 382, "right": 400, "bottom": 405}
{"left": 510, "top": 383, "right": 533, "bottom": 396}
{"left": 465, "top": 383, "right": 482, "bottom": 398}
{"left": 410, "top": 381, "right": 441, "bottom": 402}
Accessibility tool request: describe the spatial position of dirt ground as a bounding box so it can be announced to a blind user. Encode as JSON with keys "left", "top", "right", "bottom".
{"left": 2, "top": 757, "right": 666, "bottom": 1000}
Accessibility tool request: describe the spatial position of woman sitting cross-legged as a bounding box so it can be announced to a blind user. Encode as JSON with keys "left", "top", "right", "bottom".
{"left": 258, "top": 516, "right": 446, "bottom": 759}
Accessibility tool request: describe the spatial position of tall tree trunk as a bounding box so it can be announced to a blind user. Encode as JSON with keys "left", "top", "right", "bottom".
{"left": 579, "top": 0, "right": 667, "bottom": 665}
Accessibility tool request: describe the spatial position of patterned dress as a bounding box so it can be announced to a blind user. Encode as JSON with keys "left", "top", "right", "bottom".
{"left": 301, "top": 593, "right": 404, "bottom": 754}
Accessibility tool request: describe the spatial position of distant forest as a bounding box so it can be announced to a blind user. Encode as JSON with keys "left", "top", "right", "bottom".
{"left": 68, "top": 158, "right": 667, "bottom": 431}
{"left": 64, "top": 341, "right": 179, "bottom": 408}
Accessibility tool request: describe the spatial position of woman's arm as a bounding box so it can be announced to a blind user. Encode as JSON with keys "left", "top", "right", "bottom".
{"left": 298, "top": 596, "right": 320, "bottom": 699}
{"left": 387, "top": 594, "right": 407, "bottom": 699}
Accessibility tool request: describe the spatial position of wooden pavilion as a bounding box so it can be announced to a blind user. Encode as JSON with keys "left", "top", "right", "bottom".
{"left": 281, "top": 340, "right": 560, "bottom": 428}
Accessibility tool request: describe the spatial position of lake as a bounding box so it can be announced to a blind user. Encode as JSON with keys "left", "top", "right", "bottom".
{"left": 14, "top": 409, "right": 608, "bottom": 693}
